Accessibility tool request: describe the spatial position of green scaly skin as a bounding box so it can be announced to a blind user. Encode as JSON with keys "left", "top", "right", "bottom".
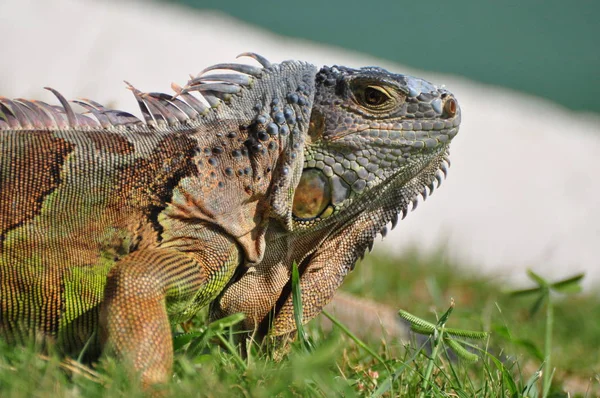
{"left": 0, "top": 53, "right": 460, "bottom": 385}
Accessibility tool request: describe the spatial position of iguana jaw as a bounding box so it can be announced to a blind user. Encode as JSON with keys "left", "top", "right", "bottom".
{"left": 346, "top": 145, "right": 452, "bottom": 257}
{"left": 278, "top": 143, "right": 450, "bottom": 247}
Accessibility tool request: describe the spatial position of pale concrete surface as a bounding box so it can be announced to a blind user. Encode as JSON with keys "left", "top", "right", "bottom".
{"left": 1, "top": 0, "right": 599, "bottom": 288}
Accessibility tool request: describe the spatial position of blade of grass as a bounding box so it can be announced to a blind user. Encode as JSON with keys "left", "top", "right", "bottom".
{"left": 420, "top": 300, "right": 454, "bottom": 396}
{"left": 542, "top": 291, "right": 553, "bottom": 398}
{"left": 550, "top": 273, "right": 585, "bottom": 293}
{"left": 291, "top": 261, "right": 310, "bottom": 351}
{"left": 215, "top": 333, "right": 247, "bottom": 371}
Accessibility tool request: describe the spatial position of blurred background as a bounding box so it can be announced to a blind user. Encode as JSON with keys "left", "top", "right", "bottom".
{"left": 1, "top": 0, "right": 598, "bottom": 287}
{"left": 175, "top": 0, "right": 599, "bottom": 114}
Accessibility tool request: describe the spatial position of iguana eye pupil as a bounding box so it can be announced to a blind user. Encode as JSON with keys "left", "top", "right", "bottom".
{"left": 292, "top": 169, "right": 331, "bottom": 220}
{"left": 363, "top": 86, "right": 389, "bottom": 106}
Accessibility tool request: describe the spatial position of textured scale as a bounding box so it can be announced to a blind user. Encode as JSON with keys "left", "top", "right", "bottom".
{"left": 0, "top": 54, "right": 461, "bottom": 386}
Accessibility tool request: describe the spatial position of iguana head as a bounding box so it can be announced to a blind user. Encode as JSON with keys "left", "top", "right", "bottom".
{"left": 210, "top": 58, "right": 461, "bottom": 342}
{"left": 292, "top": 65, "right": 459, "bottom": 237}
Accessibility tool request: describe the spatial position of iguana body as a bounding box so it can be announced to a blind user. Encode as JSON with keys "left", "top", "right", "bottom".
{"left": 0, "top": 54, "right": 460, "bottom": 384}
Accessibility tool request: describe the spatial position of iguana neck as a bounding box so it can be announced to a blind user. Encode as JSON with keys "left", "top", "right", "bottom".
{"left": 155, "top": 61, "right": 319, "bottom": 264}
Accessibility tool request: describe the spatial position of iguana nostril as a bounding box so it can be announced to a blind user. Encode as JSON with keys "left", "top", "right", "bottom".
{"left": 444, "top": 98, "right": 457, "bottom": 118}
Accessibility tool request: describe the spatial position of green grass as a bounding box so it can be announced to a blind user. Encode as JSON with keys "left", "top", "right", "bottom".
{"left": 0, "top": 249, "right": 598, "bottom": 397}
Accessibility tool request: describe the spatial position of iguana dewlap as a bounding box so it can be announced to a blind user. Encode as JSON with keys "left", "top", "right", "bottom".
{"left": 0, "top": 53, "right": 460, "bottom": 385}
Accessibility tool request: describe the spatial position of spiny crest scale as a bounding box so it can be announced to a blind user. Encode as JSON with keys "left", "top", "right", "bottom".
{"left": 0, "top": 54, "right": 270, "bottom": 131}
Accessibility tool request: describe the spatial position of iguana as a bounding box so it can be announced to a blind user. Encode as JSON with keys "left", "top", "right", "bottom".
{"left": 0, "top": 53, "right": 460, "bottom": 385}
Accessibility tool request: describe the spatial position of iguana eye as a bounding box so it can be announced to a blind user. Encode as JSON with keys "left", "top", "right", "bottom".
{"left": 292, "top": 169, "right": 332, "bottom": 220}
{"left": 363, "top": 86, "right": 391, "bottom": 106}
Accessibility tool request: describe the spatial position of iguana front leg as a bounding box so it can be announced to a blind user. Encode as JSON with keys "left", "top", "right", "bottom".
{"left": 210, "top": 218, "right": 367, "bottom": 353}
{"left": 100, "top": 229, "right": 240, "bottom": 385}
{"left": 269, "top": 219, "right": 376, "bottom": 345}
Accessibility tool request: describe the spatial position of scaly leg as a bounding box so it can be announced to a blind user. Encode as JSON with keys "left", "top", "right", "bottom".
{"left": 100, "top": 231, "right": 239, "bottom": 385}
